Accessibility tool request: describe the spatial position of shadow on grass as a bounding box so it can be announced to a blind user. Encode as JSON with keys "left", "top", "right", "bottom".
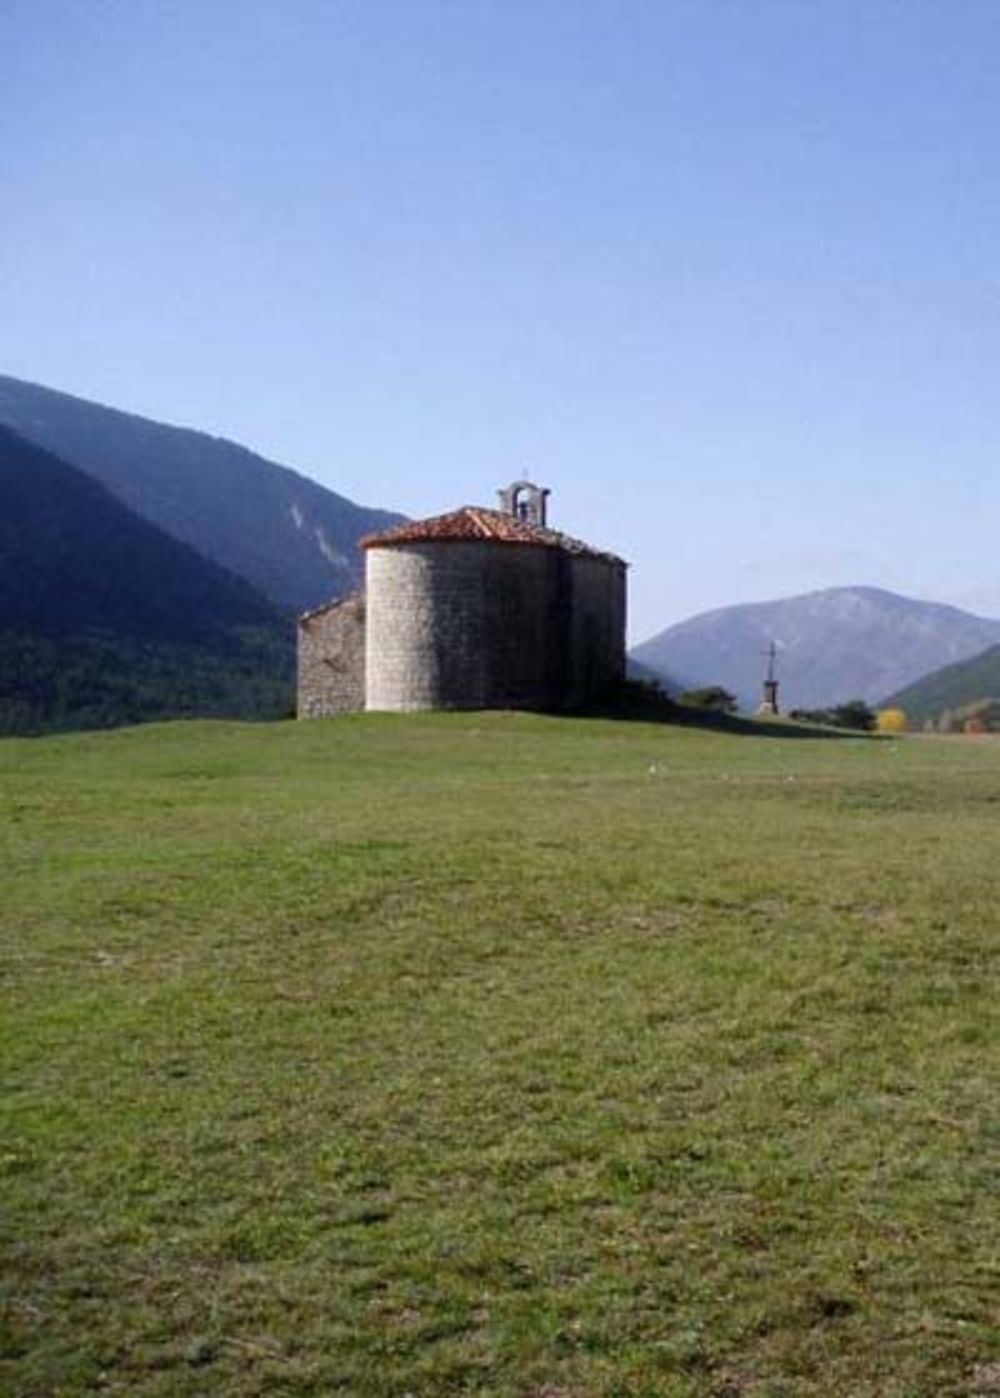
{"left": 578, "top": 685, "right": 880, "bottom": 740}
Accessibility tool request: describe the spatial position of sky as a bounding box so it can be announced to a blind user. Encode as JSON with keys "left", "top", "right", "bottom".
{"left": 3, "top": 0, "right": 998, "bottom": 641}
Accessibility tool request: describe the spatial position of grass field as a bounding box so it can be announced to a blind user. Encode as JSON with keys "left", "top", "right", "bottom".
{"left": 3, "top": 713, "right": 1000, "bottom": 1397}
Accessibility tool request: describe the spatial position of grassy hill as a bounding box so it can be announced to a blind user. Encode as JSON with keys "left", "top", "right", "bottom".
{"left": 4, "top": 713, "right": 1000, "bottom": 1395}
{"left": 0, "top": 425, "right": 293, "bottom": 733}
{"left": 883, "top": 641, "right": 1000, "bottom": 724}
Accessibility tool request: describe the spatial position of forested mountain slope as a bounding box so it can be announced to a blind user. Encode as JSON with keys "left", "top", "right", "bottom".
{"left": 0, "top": 374, "right": 403, "bottom": 613}
{"left": 0, "top": 425, "right": 293, "bottom": 732}
{"left": 883, "top": 643, "right": 1000, "bottom": 723}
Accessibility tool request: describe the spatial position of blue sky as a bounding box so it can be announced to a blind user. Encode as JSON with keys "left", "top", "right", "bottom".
{"left": 3, "top": 0, "right": 998, "bottom": 640}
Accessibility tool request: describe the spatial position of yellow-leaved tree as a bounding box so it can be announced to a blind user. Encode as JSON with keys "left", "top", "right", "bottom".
{"left": 876, "top": 708, "right": 908, "bottom": 733}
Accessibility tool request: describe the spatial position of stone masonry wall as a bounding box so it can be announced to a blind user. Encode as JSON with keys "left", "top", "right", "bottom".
{"left": 297, "top": 592, "right": 366, "bottom": 717}
{"left": 365, "top": 541, "right": 625, "bottom": 713}
{"left": 566, "top": 554, "right": 627, "bottom": 707}
{"left": 365, "top": 542, "right": 565, "bottom": 711}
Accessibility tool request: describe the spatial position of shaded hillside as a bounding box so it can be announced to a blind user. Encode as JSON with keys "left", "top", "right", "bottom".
{"left": 0, "top": 425, "right": 293, "bottom": 733}
{"left": 0, "top": 374, "right": 404, "bottom": 613}
{"left": 632, "top": 586, "right": 1000, "bottom": 711}
{"left": 882, "top": 643, "right": 1000, "bottom": 723}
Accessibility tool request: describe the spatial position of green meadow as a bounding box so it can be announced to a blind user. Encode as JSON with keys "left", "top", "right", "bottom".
{"left": 3, "top": 714, "right": 1000, "bottom": 1397}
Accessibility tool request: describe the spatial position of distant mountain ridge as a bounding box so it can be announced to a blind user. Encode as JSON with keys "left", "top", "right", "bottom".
{"left": 0, "top": 374, "right": 404, "bottom": 613}
{"left": 0, "top": 424, "right": 293, "bottom": 733}
{"left": 632, "top": 586, "right": 1000, "bottom": 711}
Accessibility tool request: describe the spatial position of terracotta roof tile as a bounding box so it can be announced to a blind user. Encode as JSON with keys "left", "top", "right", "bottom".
{"left": 361, "top": 507, "right": 624, "bottom": 564}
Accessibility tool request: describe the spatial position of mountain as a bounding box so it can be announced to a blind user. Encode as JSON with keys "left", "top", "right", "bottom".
{"left": 631, "top": 586, "right": 1000, "bottom": 711}
{"left": 0, "top": 424, "right": 293, "bottom": 733}
{"left": 882, "top": 643, "right": 1000, "bottom": 723}
{"left": 0, "top": 375, "right": 403, "bottom": 613}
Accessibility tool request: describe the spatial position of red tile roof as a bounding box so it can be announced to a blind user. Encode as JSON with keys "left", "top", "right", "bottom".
{"left": 361, "top": 507, "right": 624, "bottom": 564}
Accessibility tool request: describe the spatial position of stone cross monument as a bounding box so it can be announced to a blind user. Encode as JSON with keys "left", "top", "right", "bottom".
{"left": 757, "top": 641, "right": 781, "bottom": 716}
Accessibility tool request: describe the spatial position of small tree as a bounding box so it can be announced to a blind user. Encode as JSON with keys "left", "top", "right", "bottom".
{"left": 678, "top": 685, "right": 738, "bottom": 714}
{"left": 876, "top": 708, "right": 907, "bottom": 733}
{"left": 829, "top": 699, "right": 876, "bottom": 732}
